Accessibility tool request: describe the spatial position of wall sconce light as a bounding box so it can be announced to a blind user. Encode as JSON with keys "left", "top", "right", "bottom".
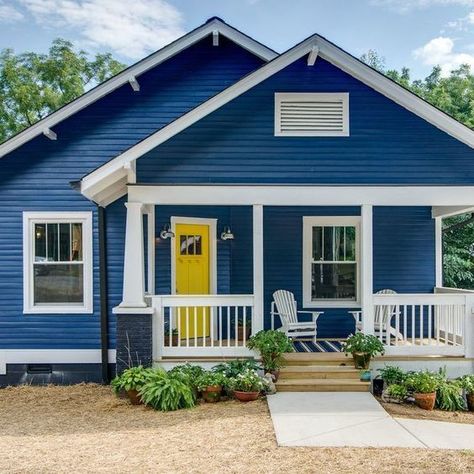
{"left": 220, "top": 226, "right": 234, "bottom": 241}
{"left": 160, "top": 224, "right": 175, "bottom": 239}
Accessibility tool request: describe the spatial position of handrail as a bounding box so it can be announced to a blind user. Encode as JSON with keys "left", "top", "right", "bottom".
{"left": 151, "top": 294, "right": 254, "bottom": 307}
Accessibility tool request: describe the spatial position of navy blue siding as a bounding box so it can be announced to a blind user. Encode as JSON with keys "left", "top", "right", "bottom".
{"left": 137, "top": 56, "right": 474, "bottom": 184}
{"left": 0, "top": 37, "right": 263, "bottom": 351}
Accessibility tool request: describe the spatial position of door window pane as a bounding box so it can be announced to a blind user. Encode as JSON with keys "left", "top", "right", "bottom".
{"left": 311, "top": 263, "right": 356, "bottom": 300}
{"left": 33, "top": 264, "right": 84, "bottom": 304}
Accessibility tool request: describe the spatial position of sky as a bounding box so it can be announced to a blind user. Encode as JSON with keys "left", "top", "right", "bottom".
{"left": 0, "top": 0, "right": 474, "bottom": 79}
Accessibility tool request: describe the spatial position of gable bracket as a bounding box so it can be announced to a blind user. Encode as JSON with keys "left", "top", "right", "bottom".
{"left": 213, "top": 30, "right": 219, "bottom": 46}
{"left": 42, "top": 128, "right": 57, "bottom": 140}
{"left": 307, "top": 45, "right": 319, "bottom": 66}
{"left": 129, "top": 76, "right": 140, "bottom": 92}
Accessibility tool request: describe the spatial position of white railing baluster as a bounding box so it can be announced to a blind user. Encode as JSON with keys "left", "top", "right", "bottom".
{"left": 428, "top": 305, "right": 432, "bottom": 346}
{"left": 395, "top": 305, "right": 399, "bottom": 346}
{"left": 420, "top": 305, "right": 424, "bottom": 346}
{"left": 227, "top": 306, "right": 231, "bottom": 347}
{"left": 243, "top": 306, "right": 247, "bottom": 347}
{"left": 210, "top": 306, "right": 214, "bottom": 348}
{"left": 194, "top": 306, "right": 198, "bottom": 347}
{"left": 203, "top": 306, "right": 207, "bottom": 348}
{"left": 411, "top": 305, "right": 415, "bottom": 345}
{"left": 235, "top": 306, "right": 238, "bottom": 348}
{"left": 219, "top": 306, "right": 222, "bottom": 348}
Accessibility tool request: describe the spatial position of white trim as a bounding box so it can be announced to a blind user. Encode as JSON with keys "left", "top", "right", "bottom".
{"left": 361, "top": 205, "right": 374, "bottom": 334}
{"left": 0, "top": 350, "right": 116, "bottom": 374}
{"left": 274, "top": 92, "right": 349, "bottom": 137}
{"left": 435, "top": 217, "right": 443, "bottom": 288}
{"left": 302, "top": 216, "right": 361, "bottom": 308}
{"left": 307, "top": 45, "right": 319, "bottom": 66}
{"left": 432, "top": 206, "right": 474, "bottom": 218}
{"left": 170, "top": 217, "right": 217, "bottom": 296}
{"left": 128, "top": 185, "right": 474, "bottom": 206}
{"left": 0, "top": 18, "right": 277, "bottom": 159}
{"left": 253, "top": 205, "right": 264, "bottom": 332}
{"left": 22, "top": 211, "right": 93, "bottom": 314}
{"left": 146, "top": 205, "right": 155, "bottom": 295}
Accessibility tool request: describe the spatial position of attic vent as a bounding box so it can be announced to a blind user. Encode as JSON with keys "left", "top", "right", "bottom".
{"left": 275, "top": 93, "right": 349, "bottom": 136}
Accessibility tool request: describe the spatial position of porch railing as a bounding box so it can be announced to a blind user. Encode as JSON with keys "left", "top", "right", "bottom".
{"left": 150, "top": 294, "right": 255, "bottom": 358}
{"left": 373, "top": 292, "right": 474, "bottom": 356}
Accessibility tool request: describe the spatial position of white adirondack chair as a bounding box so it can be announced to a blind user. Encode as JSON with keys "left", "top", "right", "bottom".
{"left": 271, "top": 290, "right": 323, "bottom": 342}
{"left": 349, "top": 289, "right": 402, "bottom": 341}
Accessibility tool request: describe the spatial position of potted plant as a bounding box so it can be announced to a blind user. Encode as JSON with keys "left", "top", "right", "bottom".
{"left": 196, "top": 371, "right": 226, "bottom": 403}
{"left": 246, "top": 330, "right": 293, "bottom": 381}
{"left": 111, "top": 365, "right": 153, "bottom": 405}
{"left": 237, "top": 316, "right": 252, "bottom": 341}
{"left": 164, "top": 328, "right": 179, "bottom": 346}
{"left": 228, "top": 369, "right": 268, "bottom": 402}
{"left": 378, "top": 365, "right": 407, "bottom": 387}
{"left": 382, "top": 383, "right": 408, "bottom": 404}
{"left": 343, "top": 333, "right": 385, "bottom": 369}
{"left": 458, "top": 375, "right": 474, "bottom": 411}
{"left": 404, "top": 371, "right": 439, "bottom": 411}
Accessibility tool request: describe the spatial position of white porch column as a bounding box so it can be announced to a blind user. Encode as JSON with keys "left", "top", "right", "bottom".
{"left": 435, "top": 217, "right": 443, "bottom": 287}
{"left": 361, "top": 204, "right": 374, "bottom": 334}
{"left": 119, "top": 201, "right": 146, "bottom": 308}
{"left": 145, "top": 205, "right": 155, "bottom": 295}
{"left": 253, "top": 204, "right": 264, "bottom": 332}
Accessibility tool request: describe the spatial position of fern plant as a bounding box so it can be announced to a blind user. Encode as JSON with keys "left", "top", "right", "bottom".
{"left": 139, "top": 370, "right": 195, "bottom": 411}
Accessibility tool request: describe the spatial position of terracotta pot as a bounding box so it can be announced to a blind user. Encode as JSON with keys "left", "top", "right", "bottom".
{"left": 414, "top": 392, "right": 436, "bottom": 411}
{"left": 466, "top": 393, "right": 474, "bottom": 412}
{"left": 127, "top": 389, "right": 142, "bottom": 405}
{"left": 234, "top": 390, "right": 260, "bottom": 402}
{"left": 353, "top": 352, "right": 371, "bottom": 369}
{"left": 237, "top": 326, "right": 251, "bottom": 341}
{"left": 202, "top": 385, "right": 222, "bottom": 403}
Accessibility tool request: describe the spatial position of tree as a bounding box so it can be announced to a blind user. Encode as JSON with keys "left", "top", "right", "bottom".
{"left": 0, "top": 38, "right": 125, "bottom": 142}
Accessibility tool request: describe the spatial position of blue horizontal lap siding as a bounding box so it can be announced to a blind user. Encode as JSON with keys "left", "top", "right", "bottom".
{"left": 0, "top": 37, "right": 263, "bottom": 351}
{"left": 137, "top": 56, "right": 474, "bottom": 184}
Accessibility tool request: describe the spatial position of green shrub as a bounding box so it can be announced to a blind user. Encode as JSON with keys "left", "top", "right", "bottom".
{"left": 247, "top": 330, "right": 293, "bottom": 371}
{"left": 436, "top": 380, "right": 466, "bottom": 411}
{"left": 212, "top": 359, "right": 261, "bottom": 378}
{"left": 404, "top": 371, "right": 439, "bottom": 394}
{"left": 168, "top": 364, "right": 205, "bottom": 390}
{"left": 227, "top": 369, "right": 268, "bottom": 393}
{"left": 343, "top": 333, "right": 385, "bottom": 357}
{"left": 386, "top": 383, "right": 408, "bottom": 401}
{"left": 378, "top": 365, "right": 407, "bottom": 386}
{"left": 111, "top": 366, "right": 154, "bottom": 394}
{"left": 458, "top": 375, "right": 474, "bottom": 394}
{"left": 196, "top": 371, "right": 227, "bottom": 391}
{"left": 139, "top": 369, "right": 195, "bottom": 411}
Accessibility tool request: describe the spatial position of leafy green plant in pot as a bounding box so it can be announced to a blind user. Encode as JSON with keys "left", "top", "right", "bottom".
{"left": 168, "top": 363, "right": 205, "bottom": 398}
{"left": 404, "top": 371, "right": 439, "bottom": 411}
{"left": 196, "top": 371, "right": 227, "bottom": 403}
{"left": 458, "top": 375, "right": 474, "bottom": 411}
{"left": 343, "top": 333, "right": 385, "bottom": 369}
{"left": 111, "top": 365, "right": 154, "bottom": 405}
{"left": 247, "top": 330, "right": 293, "bottom": 381}
{"left": 228, "top": 369, "right": 268, "bottom": 402}
{"left": 382, "top": 383, "right": 408, "bottom": 404}
{"left": 436, "top": 380, "right": 465, "bottom": 412}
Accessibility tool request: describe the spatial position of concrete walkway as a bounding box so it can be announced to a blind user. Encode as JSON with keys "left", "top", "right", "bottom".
{"left": 267, "top": 392, "right": 474, "bottom": 449}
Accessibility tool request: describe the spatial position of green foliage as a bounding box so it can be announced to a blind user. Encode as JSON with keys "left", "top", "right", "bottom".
{"left": 343, "top": 333, "right": 385, "bottom": 358}
{"left": 212, "top": 359, "right": 261, "bottom": 378}
{"left": 404, "top": 371, "right": 439, "bottom": 394}
{"left": 458, "top": 374, "right": 474, "bottom": 394}
{"left": 139, "top": 369, "right": 195, "bottom": 411}
{"left": 111, "top": 366, "right": 154, "bottom": 394}
{"left": 436, "top": 380, "right": 466, "bottom": 411}
{"left": 378, "top": 365, "right": 408, "bottom": 386}
{"left": 168, "top": 363, "right": 205, "bottom": 391}
{"left": 196, "top": 371, "right": 227, "bottom": 391}
{"left": 247, "top": 330, "right": 293, "bottom": 370}
{"left": 227, "top": 369, "right": 268, "bottom": 393}
{"left": 386, "top": 383, "right": 408, "bottom": 401}
{"left": 0, "top": 38, "right": 125, "bottom": 143}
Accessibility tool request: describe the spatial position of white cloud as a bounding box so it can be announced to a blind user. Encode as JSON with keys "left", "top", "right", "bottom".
{"left": 371, "top": 0, "right": 474, "bottom": 13}
{"left": 0, "top": 2, "right": 24, "bottom": 22}
{"left": 413, "top": 36, "right": 474, "bottom": 74}
{"left": 19, "top": 0, "right": 185, "bottom": 59}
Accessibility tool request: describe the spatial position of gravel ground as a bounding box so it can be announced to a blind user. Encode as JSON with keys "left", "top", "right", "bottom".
{"left": 0, "top": 384, "right": 472, "bottom": 474}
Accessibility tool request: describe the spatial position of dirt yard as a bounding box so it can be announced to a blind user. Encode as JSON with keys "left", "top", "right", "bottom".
{"left": 0, "top": 384, "right": 472, "bottom": 474}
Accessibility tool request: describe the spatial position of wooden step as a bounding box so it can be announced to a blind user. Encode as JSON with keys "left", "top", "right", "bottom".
{"left": 275, "top": 378, "right": 370, "bottom": 392}
{"left": 279, "top": 365, "right": 360, "bottom": 379}
{"left": 283, "top": 352, "right": 352, "bottom": 366}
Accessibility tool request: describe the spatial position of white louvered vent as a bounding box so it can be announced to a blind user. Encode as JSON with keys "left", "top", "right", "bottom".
{"left": 275, "top": 93, "right": 349, "bottom": 136}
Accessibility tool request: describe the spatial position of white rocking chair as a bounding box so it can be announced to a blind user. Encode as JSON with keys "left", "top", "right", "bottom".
{"left": 271, "top": 290, "right": 323, "bottom": 342}
{"left": 349, "top": 289, "right": 402, "bottom": 341}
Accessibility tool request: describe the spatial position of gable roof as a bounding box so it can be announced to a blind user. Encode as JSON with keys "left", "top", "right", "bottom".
{"left": 0, "top": 17, "right": 277, "bottom": 159}
{"left": 80, "top": 31, "right": 474, "bottom": 206}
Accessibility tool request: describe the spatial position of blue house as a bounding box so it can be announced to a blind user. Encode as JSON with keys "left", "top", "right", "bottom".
{"left": 1, "top": 18, "right": 474, "bottom": 385}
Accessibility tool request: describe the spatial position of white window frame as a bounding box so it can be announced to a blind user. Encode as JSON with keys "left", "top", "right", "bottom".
{"left": 274, "top": 92, "right": 350, "bottom": 137}
{"left": 23, "top": 211, "right": 93, "bottom": 314}
{"left": 302, "top": 216, "right": 361, "bottom": 308}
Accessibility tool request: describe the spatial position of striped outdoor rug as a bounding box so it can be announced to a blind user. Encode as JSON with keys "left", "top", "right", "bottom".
{"left": 293, "top": 340, "right": 344, "bottom": 353}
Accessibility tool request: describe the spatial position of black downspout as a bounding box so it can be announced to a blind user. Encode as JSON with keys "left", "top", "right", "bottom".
{"left": 98, "top": 205, "right": 110, "bottom": 384}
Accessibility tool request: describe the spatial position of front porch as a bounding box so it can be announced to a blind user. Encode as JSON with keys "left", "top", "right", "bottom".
{"left": 112, "top": 185, "right": 474, "bottom": 363}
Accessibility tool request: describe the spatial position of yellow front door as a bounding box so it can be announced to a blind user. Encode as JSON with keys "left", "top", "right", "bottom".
{"left": 175, "top": 223, "right": 210, "bottom": 338}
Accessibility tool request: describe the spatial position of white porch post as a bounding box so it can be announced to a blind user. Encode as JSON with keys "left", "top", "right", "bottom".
{"left": 145, "top": 205, "right": 155, "bottom": 295}
{"left": 435, "top": 217, "right": 443, "bottom": 287}
{"left": 119, "top": 201, "right": 146, "bottom": 308}
{"left": 253, "top": 204, "right": 264, "bottom": 333}
{"left": 361, "top": 204, "right": 374, "bottom": 334}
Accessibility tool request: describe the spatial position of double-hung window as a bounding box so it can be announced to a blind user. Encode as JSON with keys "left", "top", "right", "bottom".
{"left": 303, "top": 216, "right": 360, "bottom": 307}
{"left": 23, "top": 212, "right": 93, "bottom": 313}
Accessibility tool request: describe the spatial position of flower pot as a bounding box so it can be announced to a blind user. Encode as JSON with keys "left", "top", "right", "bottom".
{"left": 360, "top": 370, "right": 371, "bottom": 382}
{"left": 127, "top": 389, "right": 142, "bottom": 405}
{"left": 237, "top": 326, "right": 251, "bottom": 341}
{"left": 466, "top": 393, "right": 474, "bottom": 412}
{"left": 414, "top": 392, "right": 436, "bottom": 411}
{"left": 164, "top": 335, "right": 179, "bottom": 346}
{"left": 373, "top": 378, "right": 384, "bottom": 397}
{"left": 234, "top": 390, "right": 260, "bottom": 402}
{"left": 202, "top": 385, "right": 222, "bottom": 403}
{"left": 352, "top": 352, "right": 371, "bottom": 369}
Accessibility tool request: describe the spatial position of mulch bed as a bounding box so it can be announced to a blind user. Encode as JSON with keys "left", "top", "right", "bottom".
{"left": 0, "top": 384, "right": 472, "bottom": 473}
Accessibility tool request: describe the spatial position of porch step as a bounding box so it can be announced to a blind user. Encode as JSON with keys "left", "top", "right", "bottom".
{"left": 279, "top": 365, "right": 360, "bottom": 379}
{"left": 283, "top": 352, "right": 350, "bottom": 366}
{"left": 275, "top": 378, "right": 370, "bottom": 392}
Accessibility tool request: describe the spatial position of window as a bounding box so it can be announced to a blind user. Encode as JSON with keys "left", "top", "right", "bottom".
{"left": 303, "top": 216, "right": 360, "bottom": 307}
{"left": 275, "top": 92, "right": 349, "bottom": 137}
{"left": 23, "top": 212, "right": 93, "bottom": 314}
